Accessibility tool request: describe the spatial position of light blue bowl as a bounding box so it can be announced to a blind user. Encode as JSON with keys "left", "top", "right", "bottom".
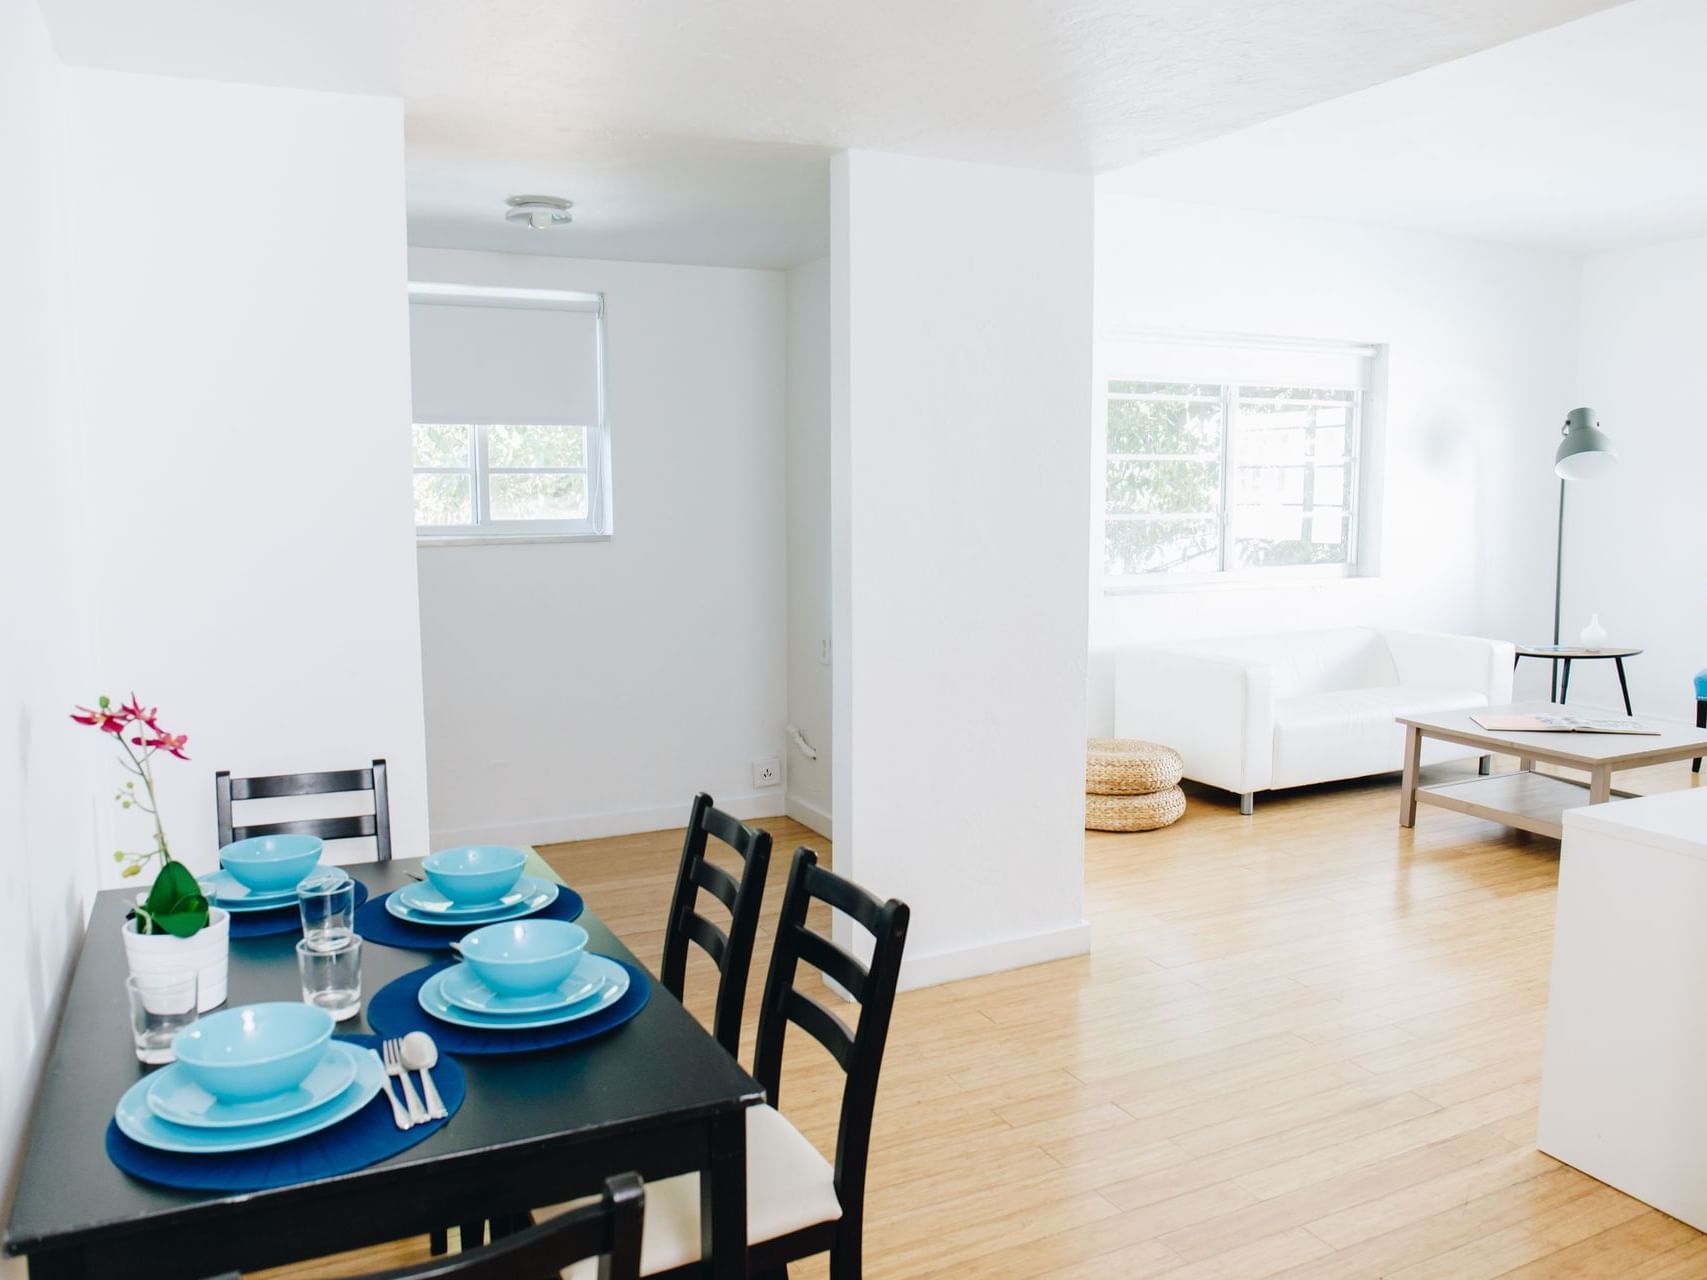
{"left": 219, "top": 834, "right": 324, "bottom": 893}
{"left": 423, "top": 845, "right": 528, "bottom": 906}
{"left": 458, "top": 919, "right": 588, "bottom": 997}
{"left": 172, "top": 1003, "right": 334, "bottom": 1102}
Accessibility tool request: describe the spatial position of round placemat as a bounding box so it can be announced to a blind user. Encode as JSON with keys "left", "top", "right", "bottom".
{"left": 226, "top": 880, "right": 371, "bottom": 940}
{"left": 354, "top": 885, "right": 585, "bottom": 952}
{"left": 366, "top": 959, "right": 650, "bottom": 1055}
{"left": 104, "top": 1034, "right": 464, "bottom": 1192}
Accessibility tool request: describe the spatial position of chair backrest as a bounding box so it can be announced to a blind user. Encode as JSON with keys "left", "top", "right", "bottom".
{"left": 752, "top": 847, "right": 909, "bottom": 1245}
{"left": 215, "top": 759, "right": 393, "bottom": 862}
{"left": 660, "top": 793, "right": 772, "bottom": 1057}
{"left": 200, "top": 1173, "right": 643, "bottom": 1280}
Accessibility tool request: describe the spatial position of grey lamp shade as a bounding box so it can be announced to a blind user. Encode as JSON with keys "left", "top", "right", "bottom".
{"left": 1555, "top": 406, "right": 1616, "bottom": 481}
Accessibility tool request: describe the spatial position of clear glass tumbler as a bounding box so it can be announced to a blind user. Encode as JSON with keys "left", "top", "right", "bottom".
{"left": 298, "top": 868, "right": 356, "bottom": 952}
{"left": 127, "top": 971, "right": 199, "bottom": 1064}
{"left": 297, "top": 935, "right": 363, "bottom": 1021}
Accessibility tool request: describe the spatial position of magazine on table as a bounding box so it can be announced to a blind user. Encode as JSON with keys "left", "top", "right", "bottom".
{"left": 1471, "top": 712, "right": 1659, "bottom": 735}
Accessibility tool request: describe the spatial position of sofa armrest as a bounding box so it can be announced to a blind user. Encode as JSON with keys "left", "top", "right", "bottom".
{"left": 1113, "top": 648, "right": 1274, "bottom": 795}
{"left": 1379, "top": 629, "right": 1515, "bottom": 703}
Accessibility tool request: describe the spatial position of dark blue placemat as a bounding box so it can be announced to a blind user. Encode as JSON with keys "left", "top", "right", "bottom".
{"left": 105, "top": 1034, "right": 463, "bottom": 1192}
{"left": 354, "top": 885, "right": 585, "bottom": 952}
{"left": 226, "top": 880, "right": 370, "bottom": 940}
{"left": 367, "top": 959, "right": 650, "bottom": 1055}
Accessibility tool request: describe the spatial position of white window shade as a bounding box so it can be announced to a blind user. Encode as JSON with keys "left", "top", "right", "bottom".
{"left": 1103, "top": 332, "right": 1375, "bottom": 391}
{"left": 409, "top": 301, "right": 601, "bottom": 425}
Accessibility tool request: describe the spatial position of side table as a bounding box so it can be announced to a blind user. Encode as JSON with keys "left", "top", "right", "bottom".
{"left": 1513, "top": 645, "right": 1641, "bottom": 714}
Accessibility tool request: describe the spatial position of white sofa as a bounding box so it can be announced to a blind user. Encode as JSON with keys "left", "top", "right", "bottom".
{"left": 1113, "top": 627, "right": 1515, "bottom": 813}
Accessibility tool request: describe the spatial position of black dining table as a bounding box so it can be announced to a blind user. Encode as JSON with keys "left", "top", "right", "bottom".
{"left": 3, "top": 858, "right": 762, "bottom": 1279}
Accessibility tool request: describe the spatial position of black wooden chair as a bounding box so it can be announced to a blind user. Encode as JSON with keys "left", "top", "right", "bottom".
{"left": 215, "top": 759, "right": 392, "bottom": 861}
{"left": 659, "top": 792, "right": 772, "bottom": 1059}
{"left": 551, "top": 846, "right": 909, "bottom": 1280}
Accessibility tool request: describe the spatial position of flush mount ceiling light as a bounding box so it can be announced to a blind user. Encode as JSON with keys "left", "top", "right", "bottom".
{"left": 504, "top": 195, "right": 573, "bottom": 230}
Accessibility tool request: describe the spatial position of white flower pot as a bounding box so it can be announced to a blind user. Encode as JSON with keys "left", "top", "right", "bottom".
{"left": 123, "top": 906, "right": 230, "bottom": 1011}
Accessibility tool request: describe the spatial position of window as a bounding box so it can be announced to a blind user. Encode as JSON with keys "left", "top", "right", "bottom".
{"left": 408, "top": 283, "right": 609, "bottom": 541}
{"left": 1100, "top": 335, "right": 1376, "bottom": 586}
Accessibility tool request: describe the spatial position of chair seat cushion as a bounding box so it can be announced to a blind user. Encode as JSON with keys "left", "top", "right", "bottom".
{"left": 558, "top": 1104, "right": 842, "bottom": 1277}
{"left": 1271, "top": 685, "right": 1487, "bottom": 789}
{"left": 1695, "top": 668, "right": 1707, "bottom": 700}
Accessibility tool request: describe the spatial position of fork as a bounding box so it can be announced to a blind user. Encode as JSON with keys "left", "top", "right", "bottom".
{"left": 383, "top": 1038, "right": 429, "bottom": 1125}
{"left": 375, "top": 1046, "right": 413, "bottom": 1130}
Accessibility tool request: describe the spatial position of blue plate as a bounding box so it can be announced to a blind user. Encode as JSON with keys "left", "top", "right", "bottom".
{"left": 199, "top": 870, "right": 300, "bottom": 911}
{"left": 146, "top": 1041, "right": 358, "bottom": 1128}
{"left": 419, "top": 955, "right": 629, "bottom": 1030}
{"left": 395, "top": 875, "right": 553, "bottom": 918}
{"left": 385, "top": 878, "right": 558, "bottom": 927}
{"left": 440, "top": 960, "right": 602, "bottom": 1015}
{"left": 115, "top": 1044, "right": 383, "bottom": 1154}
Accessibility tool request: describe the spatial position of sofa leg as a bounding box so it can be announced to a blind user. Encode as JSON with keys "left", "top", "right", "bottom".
{"left": 1239, "top": 792, "right": 1254, "bottom": 816}
{"left": 1478, "top": 755, "right": 1492, "bottom": 776}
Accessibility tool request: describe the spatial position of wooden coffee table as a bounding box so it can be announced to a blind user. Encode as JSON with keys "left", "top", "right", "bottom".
{"left": 1396, "top": 701, "right": 1707, "bottom": 839}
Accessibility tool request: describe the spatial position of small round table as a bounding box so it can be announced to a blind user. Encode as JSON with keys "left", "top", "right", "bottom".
{"left": 1514, "top": 645, "right": 1642, "bottom": 713}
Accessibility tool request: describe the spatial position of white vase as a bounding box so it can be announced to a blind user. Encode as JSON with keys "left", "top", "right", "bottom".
{"left": 1580, "top": 613, "right": 1609, "bottom": 649}
{"left": 122, "top": 905, "right": 230, "bottom": 1011}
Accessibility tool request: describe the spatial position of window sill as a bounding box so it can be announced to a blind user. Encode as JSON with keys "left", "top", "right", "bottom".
{"left": 1103, "top": 571, "right": 1376, "bottom": 596}
{"left": 416, "top": 533, "right": 612, "bottom": 548}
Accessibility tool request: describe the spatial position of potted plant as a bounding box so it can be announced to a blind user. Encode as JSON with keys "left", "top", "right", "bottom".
{"left": 72, "top": 694, "right": 228, "bottom": 1010}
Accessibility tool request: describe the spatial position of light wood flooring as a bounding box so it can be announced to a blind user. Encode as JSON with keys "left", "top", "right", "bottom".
{"left": 268, "top": 758, "right": 1707, "bottom": 1279}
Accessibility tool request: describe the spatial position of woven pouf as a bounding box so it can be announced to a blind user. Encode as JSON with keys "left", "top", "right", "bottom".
{"left": 1085, "top": 738, "right": 1184, "bottom": 796}
{"left": 1086, "top": 785, "right": 1186, "bottom": 832}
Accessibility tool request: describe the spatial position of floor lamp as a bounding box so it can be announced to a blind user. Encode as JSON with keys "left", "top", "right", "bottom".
{"left": 1551, "top": 407, "right": 1617, "bottom": 697}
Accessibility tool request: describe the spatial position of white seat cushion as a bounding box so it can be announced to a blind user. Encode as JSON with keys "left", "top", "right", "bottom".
{"left": 1271, "top": 685, "right": 1487, "bottom": 789}
{"left": 558, "top": 1104, "right": 842, "bottom": 1277}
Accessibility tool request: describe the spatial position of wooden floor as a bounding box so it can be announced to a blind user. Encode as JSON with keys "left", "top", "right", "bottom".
{"left": 269, "top": 758, "right": 1707, "bottom": 1279}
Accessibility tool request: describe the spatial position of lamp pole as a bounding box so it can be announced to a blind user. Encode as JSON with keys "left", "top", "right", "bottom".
{"left": 1550, "top": 407, "right": 1617, "bottom": 700}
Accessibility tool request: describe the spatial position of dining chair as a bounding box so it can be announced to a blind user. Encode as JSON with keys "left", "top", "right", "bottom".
{"left": 215, "top": 759, "right": 393, "bottom": 861}
{"left": 202, "top": 1174, "right": 643, "bottom": 1280}
{"left": 660, "top": 792, "right": 773, "bottom": 1058}
{"left": 557, "top": 845, "right": 910, "bottom": 1280}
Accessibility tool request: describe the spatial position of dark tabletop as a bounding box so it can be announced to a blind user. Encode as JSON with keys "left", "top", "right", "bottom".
{"left": 5, "top": 858, "right": 762, "bottom": 1263}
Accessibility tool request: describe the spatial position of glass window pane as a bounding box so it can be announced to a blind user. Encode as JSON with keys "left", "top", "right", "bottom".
{"left": 489, "top": 472, "right": 588, "bottom": 522}
{"left": 1234, "top": 465, "right": 1306, "bottom": 505}
{"left": 1106, "top": 519, "right": 1219, "bottom": 576}
{"left": 1106, "top": 396, "right": 1222, "bottom": 455}
{"left": 413, "top": 473, "right": 471, "bottom": 526}
{"left": 487, "top": 424, "right": 586, "bottom": 469}
{"left": 1108, "top": 380, "right": 1221, "bottom": 398}
{"left": 412, "top": 423, "right": 470, "bottom": 468}
{"left": 1239, "top": 386, "right": 1354, "bottom": 403}
{"left": 1231, "top": 506, "right": 1349, "bottom": 568}
{"left": 1106, "top": 459, "right": 1219, "bottom": 516}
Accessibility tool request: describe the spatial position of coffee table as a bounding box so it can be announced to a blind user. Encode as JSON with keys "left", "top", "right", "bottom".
{"left": 1396, "top": 701, "right": 1707, "bottom": 839}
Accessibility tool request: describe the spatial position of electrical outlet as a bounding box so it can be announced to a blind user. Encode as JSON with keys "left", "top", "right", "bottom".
{"left": 819, "top": 637, "right": 832, "bottom": 666}
{"left": 752, "top": 757, "right": 782, "bottom": 788}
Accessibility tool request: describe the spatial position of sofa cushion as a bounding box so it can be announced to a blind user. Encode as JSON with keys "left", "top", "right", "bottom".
{"left": 1193, "top": 627, "right": 1398, "bottom": 699}
{"left": 1271, "top": 685, "right": 1487, "bottom": 789}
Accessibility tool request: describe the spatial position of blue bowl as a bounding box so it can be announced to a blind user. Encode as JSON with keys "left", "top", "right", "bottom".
{"left": 423, "top": 846, "right": 528, "bottom": 906}
{"left": 458, "top": 919, "right": 588, "bottom": 997}
{"left": 172, "top": 1003, "right": 334, "bottom": 1102}
{"left": 219, "top": 834, "right": 324, "bottom": 893}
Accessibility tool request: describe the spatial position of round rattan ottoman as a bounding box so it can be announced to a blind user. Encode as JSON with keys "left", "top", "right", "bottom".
{"left": 1085, "top": 738, "right": 1185, "bottom": 832}
{"left": 1085, "top": 786, "right": 1186, "bottom": 832}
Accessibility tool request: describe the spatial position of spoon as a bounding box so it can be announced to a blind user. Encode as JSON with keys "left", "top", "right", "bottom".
{"left": 401, "top": 1031, "right": 449, "bottom": 1120}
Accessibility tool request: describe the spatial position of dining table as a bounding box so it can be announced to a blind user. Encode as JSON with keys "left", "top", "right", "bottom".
{"left": 3, "top": 856, "right": 763, "bottom": 1280}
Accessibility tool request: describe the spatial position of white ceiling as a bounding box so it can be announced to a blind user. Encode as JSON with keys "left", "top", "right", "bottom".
{"left": 1101, "top": 0, "right": 1707, "bottom": 253}
{"left": 39, "top": 0, "right": 1631, "bottom": 267}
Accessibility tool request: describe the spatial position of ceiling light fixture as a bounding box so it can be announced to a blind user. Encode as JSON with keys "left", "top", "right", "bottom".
{"left": 504, "top": 195, "right": 573, "bottom": 230}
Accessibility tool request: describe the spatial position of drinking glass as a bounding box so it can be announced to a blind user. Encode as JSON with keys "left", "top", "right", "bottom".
{"left": 127, "top": 971, "right": 199, "bottom": 1064}
{"left": 298, "top": 868, "right": 356, "bottom": 952}
{"left": 297, "top": 936, "right": 363, "bottom": 1021}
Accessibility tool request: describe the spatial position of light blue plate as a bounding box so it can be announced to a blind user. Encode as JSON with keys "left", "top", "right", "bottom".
{"left": 440, "top": 960, "right": 602, "bottom": 1015}
{"left": 146, "top": 1040, "right": 357, "bottom": 1128}
{"left": 396, "top": 875, "right": 552, "bottom": 918}
{"left": 384, "top": 878, "right": 558, "bottom": 928}
{"left": 115, "top": 1044, "right": 383, "bottom": 1154}
{"left": 419, "top": 955, "right": 629, "bottom": 1030}
{"left": 199, "top": 869, "right": 300, "bottom": 911}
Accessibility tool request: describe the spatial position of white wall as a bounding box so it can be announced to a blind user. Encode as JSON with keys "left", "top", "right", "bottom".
{"left": 60, "top": 69, "right": 429, "bottom": 873}
{"left": 1572, "top": 235, "right": 1707, "bottom": 719}
{"left": 833, "top": 150, "right": 1092, "bottom": 989}
{"left": 409, "top": 247, "right": 789, "bottom": 846}
{"left": 784, "top": 257, "right": 832, "bottom": 836}
{"left": 1089, "top": 194, "right": 1584, "bottom": 733}
{"left": 0, "top": 0, "right": 98, "bottom": 1248}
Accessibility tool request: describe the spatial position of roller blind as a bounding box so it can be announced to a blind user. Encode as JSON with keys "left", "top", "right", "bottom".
{"left": 1103, "top": 332, "right": 1375, "bottom": 391}
{"left": 409, "top": 300, "right": 601, "bottom": 426}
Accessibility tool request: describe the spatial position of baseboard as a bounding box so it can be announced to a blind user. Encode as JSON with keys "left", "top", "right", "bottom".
{"left": 430, "top": 790, "right": 788, "bottom": 849}
{"left": 784, "top": 793, "right": 833, "bottom": 839}
{"left": 895, "top": 919, "right": 1092, "bottom": 993}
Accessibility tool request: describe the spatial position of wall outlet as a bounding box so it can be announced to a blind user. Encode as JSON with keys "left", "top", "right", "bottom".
{"left": 819, "top": 637, "right": 832, "bottom": 666}
{"left": 752, "top": 757, "right": 782, "bottom": 788}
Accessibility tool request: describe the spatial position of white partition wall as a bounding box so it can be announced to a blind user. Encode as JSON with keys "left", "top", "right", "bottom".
{"left": 831, "top": 150, "right": 1093, "bottom": 988}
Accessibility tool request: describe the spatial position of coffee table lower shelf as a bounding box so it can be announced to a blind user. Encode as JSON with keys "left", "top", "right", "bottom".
{"left": 1416, "top": 771, "right": 1639, "bottom": 840}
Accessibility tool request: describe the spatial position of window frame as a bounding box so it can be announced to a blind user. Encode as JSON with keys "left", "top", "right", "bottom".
{"left": 408, "top": 282, "right": 611, "bottom": 546}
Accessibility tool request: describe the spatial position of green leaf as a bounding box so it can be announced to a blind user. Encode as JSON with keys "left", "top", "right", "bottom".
{"left": 138, "top": 860, "right": 209, "bottom": 936}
